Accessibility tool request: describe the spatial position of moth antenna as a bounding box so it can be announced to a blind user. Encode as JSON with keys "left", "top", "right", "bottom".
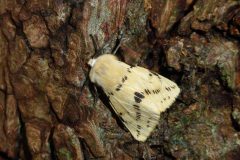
{"left": 89, "top": 29, "right": 125, "bottom": 58}
{"left": 90, "top": 34, "right": 102, "bottom": 58}
{"left": 112, "top": 41, "right": 121, "bottom": 55}
{"left": 112, "top": 30, "right": 124, "bottom": 55}
{"left": 100, "top": 29, "right": 123, "bottom": 54}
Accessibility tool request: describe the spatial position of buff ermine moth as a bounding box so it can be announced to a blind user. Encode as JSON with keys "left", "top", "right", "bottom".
{"left": 88, "top": 54, "right": 180, "bottom": 142}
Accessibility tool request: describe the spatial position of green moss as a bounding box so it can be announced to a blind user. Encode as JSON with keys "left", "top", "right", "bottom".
{"left": 218, "top": 62, "right": 235, "bottom": 90}
{"left": 57, "top": 148, "right": 73, "bottom": 160}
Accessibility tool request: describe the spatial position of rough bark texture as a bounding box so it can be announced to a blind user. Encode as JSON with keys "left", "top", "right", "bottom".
{"left": 0, "top": 0, "right": 240, "bottom": 159}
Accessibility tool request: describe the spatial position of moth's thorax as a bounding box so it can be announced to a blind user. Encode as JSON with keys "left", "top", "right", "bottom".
{"left": 89, "top": 54, "right": 127, "bottom": 88}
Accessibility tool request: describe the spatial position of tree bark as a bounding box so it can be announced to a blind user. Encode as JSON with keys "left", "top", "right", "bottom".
{"left": 0, "top": 0, "right": 239, "bottom": 159}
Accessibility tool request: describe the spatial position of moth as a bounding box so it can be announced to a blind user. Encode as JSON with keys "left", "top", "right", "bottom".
{"left": 88, "top": 54, "right": 180, "bottom": 142}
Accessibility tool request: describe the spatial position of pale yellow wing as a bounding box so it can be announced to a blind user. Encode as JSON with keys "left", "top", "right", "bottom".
{"left": 105, "top": 64, "right": 180, "bottom": 142}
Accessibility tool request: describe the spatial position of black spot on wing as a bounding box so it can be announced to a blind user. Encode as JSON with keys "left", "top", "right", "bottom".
{"left": 134, "top": 92, "right": 145, "bottom": 99}
{"left": 134, "top": 92, "right": 145, "bottom": 103}
{"left": 108, "top": 92, "right": 114, "bottom": 95}
{"left": 165, "top": 87, "right": 171, "bottom": 91}
{"left": 134, "top": 96, "right": 142, "bottom": 103}
{"left": 136, "top": 129, "right": 140, "bottom": 137}
{"left": 145, "top": 89, "right": 151, "bottom": 95}
{"left": 151, "top": 71, "right": 162, "bottom": 79}
{"left": 171, "top": 85, "right": 176, "bottom": 89}
{"left": 152, "top": 89, "right": 161, "bottom": 94}
{"left": 136, "top": 111, "right": 141, "bottom": 121}
{"left": 116, "top": 84, "right": 122, "bottom": 91}
{"left": 133, "top": 105, "right": 141, "bottom": 121}
{"left": 146, "top": 118, "right": 152, "bottom": 128}
{"left": 122, "top": 76, "right": 128, "bottom": 83}
{"left": 133, "top": 104, "right": 140, "bottom": 110}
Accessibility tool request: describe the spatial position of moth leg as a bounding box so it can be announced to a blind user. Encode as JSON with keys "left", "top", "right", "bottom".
{"left": 88, "top": 82, "right": 99, "bottom": 107}
{"left": 79, "top": 77, "right": 88, "bottom": 93}
{"left": 92, "top": 85, "right": 99, "bottom": 107}
{"left": 136, "top": 53, "right": 148, "bottom": 66}
{"left": 78, "top": 77, "right": 89, "bottom": 103}
{"left": 78, "top": 76, "right": 99, "bottom": 107}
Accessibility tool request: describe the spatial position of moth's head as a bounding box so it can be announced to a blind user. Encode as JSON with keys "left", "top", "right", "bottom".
{"left": 88, "top": 54, "right": 118, "bottom": 68}
{"left": 88, "top": 58, "right": 96, "bottom": 67}
{"left": 88, "top": 32, "right": 122, "bottom": 68}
